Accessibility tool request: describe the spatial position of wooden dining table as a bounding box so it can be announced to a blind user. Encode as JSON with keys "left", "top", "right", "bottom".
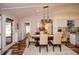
{"left": 32, "top": 35, "right": 53, "bottom": 38}
{"left": 32, "top": 34, "right": 53, "bottom": 46}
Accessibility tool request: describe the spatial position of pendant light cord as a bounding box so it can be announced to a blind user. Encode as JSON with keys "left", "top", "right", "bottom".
{"left": 43, "top": 6, "right": 45, "bottom": 19}
{"left": 43, "top": 6, "right": 49, "bottom": 20}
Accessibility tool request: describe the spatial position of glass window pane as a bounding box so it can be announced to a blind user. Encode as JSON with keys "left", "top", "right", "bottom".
{"left": 6, "top": 23, "right": 11, "bottom": 37}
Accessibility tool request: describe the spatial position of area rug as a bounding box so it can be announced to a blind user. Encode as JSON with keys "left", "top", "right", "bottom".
{"left": 23, "top": 44, "right": 77, "bottom": 55}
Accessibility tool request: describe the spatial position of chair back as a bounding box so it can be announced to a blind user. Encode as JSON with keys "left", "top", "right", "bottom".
{"left": 39, "top": 33, "right": 48, "bottom": 45}
{"left": 27, "top": 33, "right": 33, "bottom": 41}
{"left": 62, "top": 31, "right": 69, "bottom": 42}
{"left": 40, "top": 31, "right": 44, "bottom": 34}
{"left": 53, "top": 33, "right": 62, "bottom": 44}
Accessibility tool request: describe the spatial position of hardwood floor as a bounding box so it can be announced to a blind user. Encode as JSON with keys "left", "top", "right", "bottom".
{"left": 64, "top": 41, "right": 79, "bottom": 54}
{"left": 10, "top": 38, "right": 79, "bottom": 55}
{"left": 11, "top": 39, "right": 26, "bottom": 55}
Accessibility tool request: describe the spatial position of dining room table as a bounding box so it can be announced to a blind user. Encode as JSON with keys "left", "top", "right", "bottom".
{"left": 31, "top": 34, "right": 53, "bottom": 47}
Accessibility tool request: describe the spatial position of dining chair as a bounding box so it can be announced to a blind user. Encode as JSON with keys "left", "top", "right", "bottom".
{"left": 50, "top": 33, "right": 62, "bottom": 52}
{"left": 40, "top": 31, "right": 44, "bottom": 34}
{"left": 27, "top": 33, "right": 36, "bottom": 47}
{"left": 62, "top": 31, "right": 69, "bottom": 45}
{"left": 39, "top": 33, "right": 48, "bottom": 52}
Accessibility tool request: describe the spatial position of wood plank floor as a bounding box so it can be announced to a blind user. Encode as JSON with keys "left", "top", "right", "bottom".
{"left": 65, "top": 42, "right": 79, "bottom": 54}
{"left": 10, "top": 39, "right": 79, "bottom": 55}
{"left": 11, "top": 39, "right": 26, "bottom": 55}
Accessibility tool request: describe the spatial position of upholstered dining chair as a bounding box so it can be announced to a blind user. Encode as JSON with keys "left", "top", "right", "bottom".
{"left": 62, "top": 31, "right": 69, "bottom": 45}
{"left": 27, "top": 33, "right": 36, "bottom": 47}
{"left": 40, "top": 31, "right": 44, "bottom": 34}
{"left": 39, "top": 33, "right": 48, "bottom": 52}
{"left": 50, "top": 33, "right": 62, "bottom": 52}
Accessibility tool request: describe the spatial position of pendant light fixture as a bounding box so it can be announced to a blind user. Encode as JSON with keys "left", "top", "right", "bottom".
{"left": 41, "top": 6, "right": 52, "bottom": 23}
{"left": 39, "top": 6, "right": 52, "bottom": 31}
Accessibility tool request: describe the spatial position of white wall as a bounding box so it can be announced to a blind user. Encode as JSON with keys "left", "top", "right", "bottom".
{"left": 20, "top": 16, "right": 79, "bottom": 35}
{"left": 1, "top": 14, "right": 18, "bottom": 54}
{"left": 18, "top": 15, "right": 43, "bottom": 39}
{"left": 0, "top": 15, "right": 2, "bottom": 54}
{"left": 0, "top": 16, "right": 1, "bottom": 33}
{"left": 53, "top": 19, "right": 67, "bottom": 34}
{"left": 19, "top": 5, "right": 79, "bottom": 35}
{"left": 75, "top": 20, "right": 79, "bottom": 27}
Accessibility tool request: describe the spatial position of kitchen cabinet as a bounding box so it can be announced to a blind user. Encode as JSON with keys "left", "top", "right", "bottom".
{"left": 70, "top": 33, "right": 79, "bottom": 47}
{"left": 70, "top": 33, "right": 76, "bottom": 45}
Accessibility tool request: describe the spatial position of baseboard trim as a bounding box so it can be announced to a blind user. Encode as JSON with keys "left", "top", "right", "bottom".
{"left": 2, "top": 47, "right": 12, "bottom": 55}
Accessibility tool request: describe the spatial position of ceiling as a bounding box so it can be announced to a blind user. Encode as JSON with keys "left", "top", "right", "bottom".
{"left": 0, "top": 3, "right": 67, "bottom": 9}
{"left": 0, "top": 3, "right": 79, "bottom": 19}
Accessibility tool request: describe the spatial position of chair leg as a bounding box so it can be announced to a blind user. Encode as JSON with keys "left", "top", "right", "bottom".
{"left": 66, "top": 42, "right": 67, "bottom": 46}
{"left": 28, "top": 42, "right": 30, "bottom": 47}
{"left": 53, "top": 45, "right": 54, "bottom": 52}
{"left": 46, "top": 45, "right": 48, "bottom": 52}
{"left": 59, "top": 45, "right": 62, "bottom": 52}
{"left": 39, "top": 46, "right": 41, "bottom": 52}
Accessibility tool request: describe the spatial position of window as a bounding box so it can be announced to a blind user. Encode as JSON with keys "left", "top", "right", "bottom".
{"left": 6, "top": 23, "right": 11, "bottom": 36}
{"left": 25, "top": 23, "right": 30, "bottom": 34}
{"left": 67, "top": 20, "right": 75, "bottom": 32}
{"left": 5, "top": 18, "right": 13, "bottom": 45}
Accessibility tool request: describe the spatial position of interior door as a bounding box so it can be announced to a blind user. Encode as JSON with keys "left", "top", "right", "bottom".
{"left": 0, "top": 15, "right": 1, "bottom": 54}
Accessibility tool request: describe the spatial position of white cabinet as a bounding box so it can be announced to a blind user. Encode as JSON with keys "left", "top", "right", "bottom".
{"left": 70, "top": 33, "right": 76, "bottom": 45}
{"left": 70, "top": 33, "right": 79, "bottom": 46}
{"left": 76, "top": 33, "right": 79, "bottom": 46}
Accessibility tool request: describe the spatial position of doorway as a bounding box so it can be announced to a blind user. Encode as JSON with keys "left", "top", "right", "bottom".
{"left": 25, "top": 23, "right": 30, "bottom": 34}
{"left": 5, "top": 18, "right": 13, "bottom": 45}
